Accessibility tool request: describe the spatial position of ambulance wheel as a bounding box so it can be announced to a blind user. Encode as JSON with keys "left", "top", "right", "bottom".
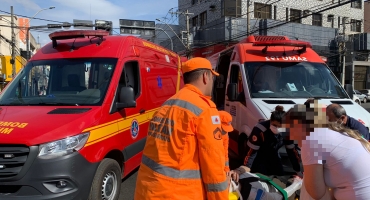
{"left": 364, "top": 98, "right": 367, "bottom": 103}
{"left": 356, "top": 99, "right": 360, "bottom": 104}
{"left": 89, "top": 158, "right": 121, "bottom": 200}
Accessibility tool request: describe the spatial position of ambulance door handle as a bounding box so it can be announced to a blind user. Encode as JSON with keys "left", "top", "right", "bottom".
{"left": 139, "top": 109, "right": 146, "bottom": 114}
{"left": 226, "top": 104, "right": 230, "bottom": 106}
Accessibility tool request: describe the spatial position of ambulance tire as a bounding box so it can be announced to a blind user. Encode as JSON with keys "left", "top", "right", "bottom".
{"left": 238, "top": 133, "right": 248, "bottom": 165}
{"left": 89, "top": 158, "right": 122, "bottom": 200}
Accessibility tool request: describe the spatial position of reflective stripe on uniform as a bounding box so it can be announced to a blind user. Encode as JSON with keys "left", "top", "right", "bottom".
{"left": 247, "top": 141, "right": 260, "bottom": 150}
{"left": 205, "top": 179, "right": 229, "bottom": 192}
{"left": 142, "top": 155, "right": 201, "bottom": 179}
{"left": 225, "top": 161, "right": 229, "bottom": 166}
{"left": 163, "top": 99, "right": 203, "bottom": 116}
{"left": 285, "top": 144, "right": 295, "bottom": 149}
{"left": 255, "top": 123, "right": 267, "bottom": 132}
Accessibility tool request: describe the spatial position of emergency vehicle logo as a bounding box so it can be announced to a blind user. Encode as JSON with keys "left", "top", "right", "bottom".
{"left": 252, "top": 135, "right": 258, "bottom": 142}
{"left": 157, "top": 76, "right": 162, "bottom": 89}
{"left": 131, "top": 119, "right": 139, "bottom": 139}
{"left": 211, "top": 115, "right": 221, "bottom": 124}
{"left": 213, "top": 127, "right": 222, "bottom": 140}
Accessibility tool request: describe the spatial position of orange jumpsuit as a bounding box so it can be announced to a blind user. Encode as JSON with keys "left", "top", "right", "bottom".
{"left": 134, "top": 84, "right": 228, "bottom": 200}
{"left": 219, "top": 110, "right": 233, "bottom": 173}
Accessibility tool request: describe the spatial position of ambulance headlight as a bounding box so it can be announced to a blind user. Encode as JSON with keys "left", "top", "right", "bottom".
{"left": 38, "top": 132, "right": 90, "bottom": 159}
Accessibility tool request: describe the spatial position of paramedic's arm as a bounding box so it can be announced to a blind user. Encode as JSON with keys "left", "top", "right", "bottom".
{"left": 243, "top": 127, "right": 263, "bottom": 167}
{"left": 196, "top": 109, "right": 228, "bottom": 200}
{"left": 284, "top": 140, "right": 301, "bottom": 173}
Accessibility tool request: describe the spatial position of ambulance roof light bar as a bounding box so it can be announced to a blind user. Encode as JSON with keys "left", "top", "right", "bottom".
{"left": 252, "top": 40, "right": 312, "bottom": 54}
{"left": 49, "top": 30, "right": 109, "bottom": 48}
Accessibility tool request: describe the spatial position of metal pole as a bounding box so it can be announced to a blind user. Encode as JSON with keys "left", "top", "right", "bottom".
{"left": 156, "top": 27, "right": 173, "bottom": 51}
{"left": 26, "top": 27, "right": 30, "bottom": 60}
{"left": 247, "top": 0, "right": 250, "bottom": 35}
{"left": 341, "top": 18, "right": 347, "bottom": 86}
{"left": 186, "top": 9, "right": 190, "bottom": 56}
{"left": 24, "top": 7, "right": 55, "bottom": 60}
{"left": 10, "top": 6, "right": 16, "bottom": 78}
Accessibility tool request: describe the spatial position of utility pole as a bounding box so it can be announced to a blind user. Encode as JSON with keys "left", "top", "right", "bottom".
{"left": 10, "top": 6, "right": 16, "bottom": 79}
{"left": 185, "top": 9, "right": 191, "bottom": 56}
{"left": 247, "top": 0, "right": 250, "bottom": 36}
{"left": 341, "top": 18, "right": 347, "bottom": 86}
{"left": 169, "top": 9, "right": 193, "bottom": 57}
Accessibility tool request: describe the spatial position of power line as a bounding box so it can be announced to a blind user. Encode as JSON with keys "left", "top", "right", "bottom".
{"left": 187, "top": 0, "right": 357, "bottom": 53}
{"left": 0, "top": 9, "right": 64, "bottom": 24}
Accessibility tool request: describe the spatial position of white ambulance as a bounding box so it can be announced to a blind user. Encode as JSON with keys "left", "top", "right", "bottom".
{"left": 208, "top": 35, "right": 370, "bottom": 158}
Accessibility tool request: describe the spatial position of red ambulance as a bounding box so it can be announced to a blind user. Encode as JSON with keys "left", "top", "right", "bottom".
{"left": 0, "top": 30, "right": 184, "bottom": 199}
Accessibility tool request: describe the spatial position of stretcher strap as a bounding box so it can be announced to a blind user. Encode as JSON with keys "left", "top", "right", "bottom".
{"left": 255, "top": 173, "right": 288, "bottom": 200}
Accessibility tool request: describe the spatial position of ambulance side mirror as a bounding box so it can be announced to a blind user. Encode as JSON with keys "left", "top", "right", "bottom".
{"left": 117, "top": 87, "right": 136, "bottom": 109}
{"left": 227, "top": 83, "right": 237, "bottom": 101}
{"left": 344, "top": 84, "right": 353, "bottom": 99}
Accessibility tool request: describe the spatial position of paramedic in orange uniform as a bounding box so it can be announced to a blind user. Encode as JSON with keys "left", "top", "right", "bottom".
{"left": 134, "top": 57, "right": 229, "bottom": 200}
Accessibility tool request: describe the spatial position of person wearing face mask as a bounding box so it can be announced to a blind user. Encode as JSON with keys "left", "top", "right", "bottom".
{"left": 241, "top": 105, "right": 302, "bottom": 177}
{"left": 326, "top": 103, "right": 369, "bottom": 141}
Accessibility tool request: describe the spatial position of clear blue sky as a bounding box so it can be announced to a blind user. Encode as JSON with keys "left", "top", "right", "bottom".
{"left": 1, "top": 0, "right": 179, "bottom": 46}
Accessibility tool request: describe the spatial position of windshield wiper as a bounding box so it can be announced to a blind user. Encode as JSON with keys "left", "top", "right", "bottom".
{"left": 37, "top": 102, "right": 79, "bottom": 106}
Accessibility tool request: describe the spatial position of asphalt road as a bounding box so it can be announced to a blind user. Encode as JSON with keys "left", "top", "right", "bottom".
{"left": 118, "top": 102, "right": 370, "bottom": 200}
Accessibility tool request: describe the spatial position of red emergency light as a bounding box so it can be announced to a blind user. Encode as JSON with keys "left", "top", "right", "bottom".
{"left": 49, "top": 30, "right": 109, "bottom": 48}
{"left": 252, "top": 40, "right": 312, "bottom": 48}
{"left": 252, "top": 40, "right": 312, "bottom": 54}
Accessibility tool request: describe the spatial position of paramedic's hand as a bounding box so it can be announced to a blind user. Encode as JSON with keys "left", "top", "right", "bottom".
{"left": 227, "top": 170, "right": 239, "bottom": 182}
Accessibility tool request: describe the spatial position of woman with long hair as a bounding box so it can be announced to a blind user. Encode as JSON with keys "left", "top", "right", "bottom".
{"left": 282, "top": 102, "right": 370, "bottom": 200}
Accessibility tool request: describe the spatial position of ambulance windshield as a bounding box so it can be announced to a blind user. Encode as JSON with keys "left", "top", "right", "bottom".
{"left": 245, "top": 62, "right": 348, "bottom": 99}
{"left": 0, "top": 58, "right": 117, "bottom": 106}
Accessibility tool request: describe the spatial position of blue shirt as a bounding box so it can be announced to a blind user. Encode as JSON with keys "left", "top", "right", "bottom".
{"left": 346, "top": 115, "right": 369, "bottom": 140}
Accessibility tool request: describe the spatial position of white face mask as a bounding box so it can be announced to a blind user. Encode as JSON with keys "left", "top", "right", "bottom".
{"left": 270, "top": 125, "right": 279, "bottom": 134}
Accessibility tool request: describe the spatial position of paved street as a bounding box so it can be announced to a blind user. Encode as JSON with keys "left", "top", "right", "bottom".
{"left": 118, "top": 102, "right": 370, "bottom": 200}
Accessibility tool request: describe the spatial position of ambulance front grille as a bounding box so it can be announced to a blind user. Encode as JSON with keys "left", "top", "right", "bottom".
{"left": 0, "top": 145, "right": 30, "bottom": 178}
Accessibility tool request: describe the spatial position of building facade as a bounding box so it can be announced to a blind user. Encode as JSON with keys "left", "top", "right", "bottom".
{"left": 0, "top": 15, "right": 39, "bottom": 84}
{"left": 171, "top": 0, "right": 365, "bottom": 87}
{"left": 179, "top": 0, "right": 364, "bottom": 35}
{"left": 365, "top": 1, "right": 370, "bottom": 33}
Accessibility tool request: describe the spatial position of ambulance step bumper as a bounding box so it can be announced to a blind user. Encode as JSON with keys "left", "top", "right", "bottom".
{"left": 0, "top": 147, "right": 99, "bottom": 200}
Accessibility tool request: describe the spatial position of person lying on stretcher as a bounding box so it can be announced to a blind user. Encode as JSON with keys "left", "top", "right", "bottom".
{"left": 228, "top": 166, "right": 303, "bottom": 200}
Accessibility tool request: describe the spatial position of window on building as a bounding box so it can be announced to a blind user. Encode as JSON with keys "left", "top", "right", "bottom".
{"left": 312, "top": 13, "right": 322, "bottom": 26}
{"left": 351, "top": 0, "right": 362, "bottom": 9}
{"left": 200, "top": 11, "right": 207, "bottom": 26}
{"left": 191, "top": 0, "right": 197, "bottom": 5}
{"left": 327, "top": 15, "right": 334, "bottom": 28}
{"left": 351, "top": 19, "right": 362, "bottom": 32}
{"left": 254, "top": 3, "right": 272, "bottom": 19}
{"left": 222, "top": 0, "right": 241, "bottom": 17}
{"left": 192, "top": 16, "right": 198, "bottom": 27}
{"left": 274, "top": 6, "right": 277, "bottom": 20}
{"left": 290, "top": 9, "right": 302, "bottom": 23}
